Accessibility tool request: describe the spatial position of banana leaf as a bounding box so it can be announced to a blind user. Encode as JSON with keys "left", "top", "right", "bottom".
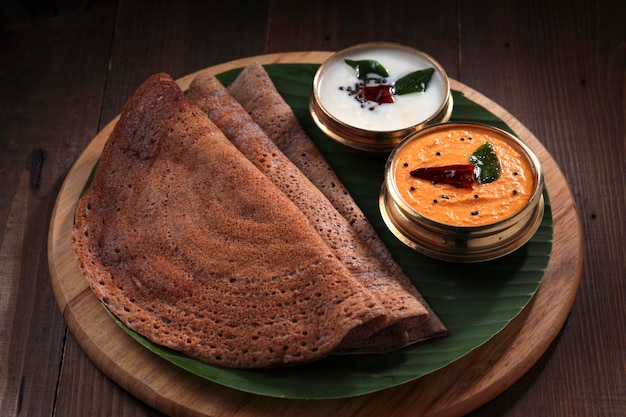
{"left": 103, "top": 64, "right": 552, "bottom": 399}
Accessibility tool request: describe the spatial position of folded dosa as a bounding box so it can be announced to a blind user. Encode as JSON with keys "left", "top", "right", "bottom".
{"left": 227, "top": 63, "right": 448, "bottom": 347}
{"left": 188, "top": 72, "right": 430, "bottom": 352}
{"left": 71, "top": 73, "right": 395, "bottom": 368}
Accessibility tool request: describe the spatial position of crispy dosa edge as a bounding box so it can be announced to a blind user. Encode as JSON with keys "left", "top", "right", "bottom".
{"left": 227, "top": 63, "right": 448, "bottom": 350}
{"left": 187, "top": 72, "right": 430, "bottom": 351}
{"left": 70, "top": 72, "right": 393, "bottom": 368}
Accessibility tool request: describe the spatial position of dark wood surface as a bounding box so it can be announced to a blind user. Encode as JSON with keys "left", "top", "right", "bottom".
{"left": 1, "top": 1, "right": 624, "bottom": 416}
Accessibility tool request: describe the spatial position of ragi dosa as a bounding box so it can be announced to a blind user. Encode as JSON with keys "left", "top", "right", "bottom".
{"left": 227, "top": 63, "right": 448, "bottom": 345}
{"left": 71, "top": 73, "right": 399, "bottom": 368}
{"left": 188, "top": 72, "right": 430, "bottom": 353}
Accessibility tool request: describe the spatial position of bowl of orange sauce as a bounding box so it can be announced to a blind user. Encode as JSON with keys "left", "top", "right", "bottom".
{"left": 379, "top": 122, "right": 544, "bottom": 262}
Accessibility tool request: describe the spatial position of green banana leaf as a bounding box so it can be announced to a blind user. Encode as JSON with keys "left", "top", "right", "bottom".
{"left": 105, "top": 63, "right": 552, "bottom": 399}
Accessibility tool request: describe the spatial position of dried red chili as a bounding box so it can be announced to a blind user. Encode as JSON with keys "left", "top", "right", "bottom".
{"left": 409, "top": 164, "right": 475, "bottom": 189}
{"left": 362, "top": 84, "right": 395, "bottom": 104}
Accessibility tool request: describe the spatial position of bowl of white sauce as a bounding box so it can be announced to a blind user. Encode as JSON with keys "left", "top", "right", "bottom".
{"left": 309, "top": 42, "right": 453, "bottom": 152}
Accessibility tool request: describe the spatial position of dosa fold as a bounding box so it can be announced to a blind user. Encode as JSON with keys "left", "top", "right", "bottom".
{"left": 71, "top": 73, "right": 395, "bottom": 368}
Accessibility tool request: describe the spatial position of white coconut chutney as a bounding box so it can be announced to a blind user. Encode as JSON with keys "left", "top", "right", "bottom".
{"left": 317, "top": 47, "right": 448, "bottom": 132}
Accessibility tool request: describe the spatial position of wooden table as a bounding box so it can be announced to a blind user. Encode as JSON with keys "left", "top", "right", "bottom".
{"left": 1, "top": 1, "right": 624, "bottom": 416}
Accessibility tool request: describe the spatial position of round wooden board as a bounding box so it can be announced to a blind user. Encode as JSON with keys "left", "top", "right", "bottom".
{"left": 48, "top": 52, "right": 583, "bottom": 417}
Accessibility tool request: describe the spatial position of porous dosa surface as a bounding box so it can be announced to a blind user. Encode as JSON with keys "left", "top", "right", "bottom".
{"left": 188, "top": 73, "right": 429, "bottom": 351}
{"left": 71, "top": 73, "right": 389, "bottom": 368}
{"left": 227, "top": 63, "right": 448, "bottom": 348}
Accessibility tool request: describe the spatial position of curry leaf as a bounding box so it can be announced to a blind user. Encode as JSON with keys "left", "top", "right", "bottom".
{"left": 394, "top": 67, "right": 435, "bottom": 95}
{"left": 344, "top": 59, "right": 389, "bottom": 79}
{"left": 470, "top": 142, "right": 501, "bottom": 184}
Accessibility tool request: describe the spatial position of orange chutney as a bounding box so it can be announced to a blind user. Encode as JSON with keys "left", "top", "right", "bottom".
{"left": 392, "top": 125, "right": 535, "bottom": 227}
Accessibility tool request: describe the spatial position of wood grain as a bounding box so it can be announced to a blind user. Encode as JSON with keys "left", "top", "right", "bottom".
{"left": 48, "top": 52, "right": 582, "bottom": 417}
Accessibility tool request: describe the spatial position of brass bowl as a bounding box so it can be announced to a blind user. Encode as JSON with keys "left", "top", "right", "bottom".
{"left": 309, "top": 42, "right": 453, "bottom": 152}
{"left": 379, "top": 122, "right": 545, "bottom": 262}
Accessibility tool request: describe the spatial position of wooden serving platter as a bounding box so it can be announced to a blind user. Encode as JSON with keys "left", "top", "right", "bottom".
{"left": 48, "top": 52, "right": 583, "bottom": 417}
